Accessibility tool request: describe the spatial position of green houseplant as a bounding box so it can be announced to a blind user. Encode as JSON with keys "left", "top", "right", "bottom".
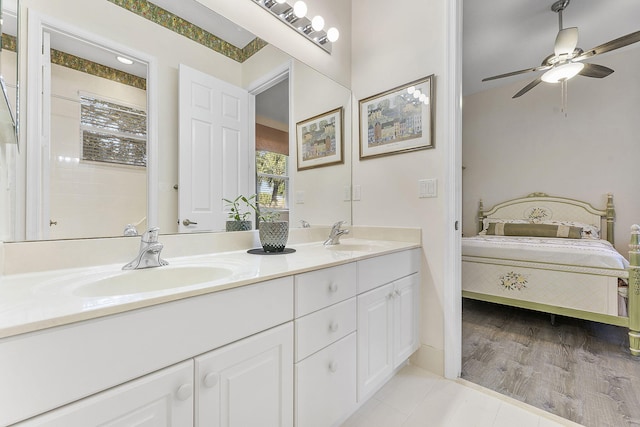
{"left": 223, "top": 194, "right": 257, "bottom": 231}
{"left": 257, "top": 209, "right": 289, "bottom": 253}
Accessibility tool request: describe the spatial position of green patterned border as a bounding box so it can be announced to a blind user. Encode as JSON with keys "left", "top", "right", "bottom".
{"left": 107, "top": 0, "right": 267, "bottom": 63}
{"left": 51, "top": 49, "right": 147, "bottom": 90}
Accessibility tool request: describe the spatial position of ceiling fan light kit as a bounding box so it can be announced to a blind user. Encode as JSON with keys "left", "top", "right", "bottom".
{"left": 482, "top": 0, "right": 640, "bottom": 103}
{"left": 541, "top": 62, "right": 584, "bottom": 83}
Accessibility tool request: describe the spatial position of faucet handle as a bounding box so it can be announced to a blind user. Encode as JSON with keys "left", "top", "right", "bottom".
{"left": 332, "top": 220, "right": 347, "bottom": 229}
{"left": 142, "top": 227, "right": 160, "bottom": 243}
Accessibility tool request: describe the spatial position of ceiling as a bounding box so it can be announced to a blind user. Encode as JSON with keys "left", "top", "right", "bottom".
{"left": 463, "top": 0, "right": 640, "bottom": 96}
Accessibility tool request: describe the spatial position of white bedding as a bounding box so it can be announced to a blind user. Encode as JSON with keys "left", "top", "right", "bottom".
{"left": 462, "top": 236, "right": 629, "bottom": 270}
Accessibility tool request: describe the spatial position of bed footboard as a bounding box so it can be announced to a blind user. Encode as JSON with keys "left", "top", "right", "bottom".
{"left": 628, "top": 225, "right": 640, "bottom": 356}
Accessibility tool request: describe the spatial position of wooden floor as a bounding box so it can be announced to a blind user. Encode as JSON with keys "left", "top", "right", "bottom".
{"left": 461, "top": 298, "right": 640, "bottom": 427}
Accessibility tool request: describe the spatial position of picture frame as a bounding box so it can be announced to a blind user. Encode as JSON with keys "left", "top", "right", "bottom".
{"left": 359, "top": 75, "right": 435, "bottom": 160}
{"left": 296, "top": 107, "right": 344, "bottom": 171}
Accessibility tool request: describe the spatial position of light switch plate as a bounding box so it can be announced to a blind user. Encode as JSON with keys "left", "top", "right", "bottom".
{"left": 295, "top": 190, "right": 305, "bottom": 204}
{"left": 343, "top": 186, "right": 351, "bottom": 201}
{"left": 353, "top": 185, "right": 362, "bottom": 201}
{"left": 419, "top": 179, "right": 437, "bottom": 198}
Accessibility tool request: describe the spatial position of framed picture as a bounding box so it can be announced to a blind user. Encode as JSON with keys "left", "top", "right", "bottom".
{"left": 359, "top": 75, "right": 435, "bottom": 160}
{"left": 296, "top": 107, "right": 344, "bottom": 171}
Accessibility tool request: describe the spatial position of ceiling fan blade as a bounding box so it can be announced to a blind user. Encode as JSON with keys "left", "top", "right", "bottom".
{"left": 575, "top": 30, "right": 640, "bottom": 61}
{"left": 578, "top": 63, "right": 614, "bottom": 78}
{"left": 554, "top": 27, "right": 578, "bottom": 56}
{"left": 512, "top": 77, "right": 543, "bottom": 98}
{"left": 482, "top": 65, "right": 550, "bottom": 82}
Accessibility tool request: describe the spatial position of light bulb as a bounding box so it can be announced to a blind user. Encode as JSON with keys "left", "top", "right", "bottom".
{"left": 311, "top": 15, "right": 325, "bottom": 32}
{"left": 407, "top": 86, "right": 415, "bottom": 94}
{"left": 293, "top": 1, "right": 307, "bottom": 18}
{"left": 275, "top": 0, "right": 286, "bottom": 3}
{"left": 327, "top": 27, "right": 339, "bottom": 42}
{"left": 413, "top": 90, "right": 421, "bottom": 99}
{"left": 419, "top": 94, "right": 427, "bottom": 103}
{"left": 116, "top": 56, "right": 134, "bottom": 65}
{"left": 541, "top": 62, "right": 584, "bottom": 83}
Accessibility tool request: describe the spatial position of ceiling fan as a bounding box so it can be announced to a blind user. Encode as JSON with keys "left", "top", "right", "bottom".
{"left": 483, "top": 0, "right": 640, "bottom": 99}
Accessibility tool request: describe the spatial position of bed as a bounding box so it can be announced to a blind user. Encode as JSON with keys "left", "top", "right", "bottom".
{"left": 462, "top": 192, "right": 640, "bottom": 356}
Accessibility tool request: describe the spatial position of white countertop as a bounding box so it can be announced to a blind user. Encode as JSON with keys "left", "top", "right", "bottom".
{"left": 0, "top": 238, "right": 420, "bottom": 339}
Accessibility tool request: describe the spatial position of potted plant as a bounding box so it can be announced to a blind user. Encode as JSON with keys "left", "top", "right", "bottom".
{"left": 223, "top": 194, "right": 257, "bottom": 231}
{"left": 257, "top": 209, "right": 289, "bottom": 253}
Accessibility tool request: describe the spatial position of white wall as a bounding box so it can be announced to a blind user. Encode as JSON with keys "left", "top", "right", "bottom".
{"left": 351, "top": 0, "right": 450, "bottom": 374}
{"left": 463, "top": 47, "right": 640, "bottom": 255}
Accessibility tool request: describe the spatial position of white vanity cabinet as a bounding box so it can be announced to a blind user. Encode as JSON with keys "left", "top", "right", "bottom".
{"left": 195, "top": 323, "right": 293, "bottom": 427}
{"left": 1, "top": 277, "right": 294, "bottom": 426}
{"left": 294, "top": 263, "right": 358, "bottom": 427}
{"left": 18, "top": 324, "right": 294, "bottom": 427}
{"left": 17, "top": 361, "right": 195, "bottom": 426}
{"left": 356, "top": 249, "right": 420, "bottom": 402}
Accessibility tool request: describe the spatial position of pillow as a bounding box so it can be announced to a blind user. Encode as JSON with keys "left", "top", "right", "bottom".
{"left": 486, "top": 222, "right": 582, "bottom": 239}
{"left": 542, "top": 220, "right": 600, "bottom": 239}
{"left": 481, "top": 218, "right": 600, "bottom": 239}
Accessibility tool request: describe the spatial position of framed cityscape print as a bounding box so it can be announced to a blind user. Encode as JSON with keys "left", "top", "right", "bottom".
{"left": 296, "top": 107, "right": 344, "bottom": 171}
{"left": 359, "top": 75, "right": 434, "bottom": 160}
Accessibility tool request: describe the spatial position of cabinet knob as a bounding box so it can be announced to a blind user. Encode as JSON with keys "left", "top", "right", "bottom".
{"left": 176, "top": 383, "right": 193, "bottom": 401}
{"left": 329, "top": 321, "right": 339, "bottom": 332}
{"left": 328, "top": 282, "right": 338, "bottom": 293}
{"left": 328, "top": 361, "right": 338, "bottom": 373}
{"left": 203, "top": 372, "right": 219, "bottom": 388}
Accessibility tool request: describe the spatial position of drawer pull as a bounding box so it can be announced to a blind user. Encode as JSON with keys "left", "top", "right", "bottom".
{"left": 329, "top": 321, "right": 340, "bottom": 332}
{"left": 203, "top": 372, "right": 219, "bottom": 388}
{"left": 328, "top": 282, "right": 338, "bottom": 293}
{"left": 176, "top": 383, "right": 193, "bottom": 401}
{"left": 329, "top": 361, "right": 338, "bottom": 373}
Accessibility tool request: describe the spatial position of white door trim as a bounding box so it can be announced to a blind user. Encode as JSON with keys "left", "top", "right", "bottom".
{"left": 444, "top": 0, "right": 463, "bottom": 379}
{"left": 24, "top": 10, "right": 158, "bottom": 239}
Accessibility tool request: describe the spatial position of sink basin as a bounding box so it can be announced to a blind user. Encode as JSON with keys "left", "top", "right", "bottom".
{"left": 71, "top": 265, "right": 234, "bottom": 297}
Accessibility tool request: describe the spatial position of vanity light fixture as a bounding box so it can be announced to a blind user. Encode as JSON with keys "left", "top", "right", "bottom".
{"left": 116, "top": 55, "right": 134, "bottom": 65}
{"left": 252, "top": 0, "right": 339, "bottom": 53}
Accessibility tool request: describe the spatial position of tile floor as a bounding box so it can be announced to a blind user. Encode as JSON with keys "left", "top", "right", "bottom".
{"left": 340, "top": 364, "right": 583, "bottom": 427}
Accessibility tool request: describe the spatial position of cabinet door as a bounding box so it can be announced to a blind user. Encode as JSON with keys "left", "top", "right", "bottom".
{"left": 195, "top": 323, "right": 293, "bottom": 427}
{"left": 356, "top": 282, "right": 394, "bottom": 402}
{"left": 393, "top": 273, "right": 420, "bottom": 366}
{"left": 17, "top": 361, "right": 194, "bottom": 427}
{"left": 295, "top": 333, "right": 357, "bottom": 427}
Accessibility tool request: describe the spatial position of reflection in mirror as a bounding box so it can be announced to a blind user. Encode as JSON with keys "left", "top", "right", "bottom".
{"left": 9, "top": 0, "right": 352, "bottom": 242}
{"left": 0, "top": 1, "right": 17, "bottom": 241}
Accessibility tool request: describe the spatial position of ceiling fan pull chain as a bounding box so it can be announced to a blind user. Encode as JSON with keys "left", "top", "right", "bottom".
{"left": 561, "top": 79, "right": 568, "bottom": 116}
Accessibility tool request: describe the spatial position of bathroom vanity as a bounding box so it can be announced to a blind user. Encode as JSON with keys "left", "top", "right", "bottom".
{"left": 0, "top": 228, "right": 421, "bottom": 426}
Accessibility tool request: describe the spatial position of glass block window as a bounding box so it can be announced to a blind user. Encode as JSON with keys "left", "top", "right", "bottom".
{"left": 80, "top": 95, "right": 147, "bottom": 167}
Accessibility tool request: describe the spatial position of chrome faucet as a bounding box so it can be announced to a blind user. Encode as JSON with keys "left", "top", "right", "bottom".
{"left": 123, "top": 227, "right": 169, "bottom": 270}
{"left": 324, "top": 221, "right": 349, "bottom": 245}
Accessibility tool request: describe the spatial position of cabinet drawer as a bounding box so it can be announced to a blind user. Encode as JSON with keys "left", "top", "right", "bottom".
{"left": 295, "top": 298, "right": 356, "bottom": 362}
{"left": 295, "top": 263, "right": 356, "bottom": 316}
{"left": 295, "top": 333, "right": 356, "bottom": 427}
{"left": 357, "top": 248, "right": 420, "bottom": 294}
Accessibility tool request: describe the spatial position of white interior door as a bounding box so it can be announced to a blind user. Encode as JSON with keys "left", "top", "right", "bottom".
{"left": 178, "top": 64, "right": 251, "bottom": 232}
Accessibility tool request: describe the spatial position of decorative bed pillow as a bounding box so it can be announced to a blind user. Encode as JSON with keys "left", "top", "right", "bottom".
{"left": 481, "top": 218, "right": 599, "bottom": 239}
{"left": 486, "top": 222, "right": 583, "bottom": 239}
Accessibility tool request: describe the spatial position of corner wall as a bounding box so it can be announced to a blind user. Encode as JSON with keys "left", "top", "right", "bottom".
{"left": 351, "top": 0, "right": 450, "bottom": 374}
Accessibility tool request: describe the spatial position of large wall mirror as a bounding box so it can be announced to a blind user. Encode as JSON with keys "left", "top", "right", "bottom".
{"left": 2, "top": 0, "right": 352, "bottom": 242}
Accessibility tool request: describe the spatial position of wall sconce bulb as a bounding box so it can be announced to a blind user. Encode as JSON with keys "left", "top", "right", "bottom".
{"left": 327, "top": 27, "right": 339, "bottom": 42}
{"left": 293, "top": 1, "right": 307, "bottom": 18}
